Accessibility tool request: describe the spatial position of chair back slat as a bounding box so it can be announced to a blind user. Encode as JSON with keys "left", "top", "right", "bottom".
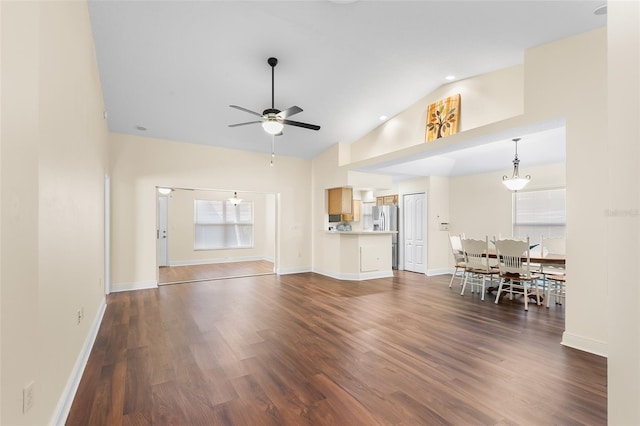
{"left": 462, "top": 237, "right": 492, "bottom": 272}
{"left": 495, "top": 238, "right": 533, "bottom": 277}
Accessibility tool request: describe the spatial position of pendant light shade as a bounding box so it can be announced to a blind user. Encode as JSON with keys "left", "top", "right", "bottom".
{"left": 502, "top": 138, "right": 531, "bottom": 191}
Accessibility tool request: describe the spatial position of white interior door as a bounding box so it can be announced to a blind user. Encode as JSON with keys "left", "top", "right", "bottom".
{"left": 403, "top": 193, "right": 426, "bottom": 273}
{"left": 157, "top": 195, "right": 169, "bottom": 267}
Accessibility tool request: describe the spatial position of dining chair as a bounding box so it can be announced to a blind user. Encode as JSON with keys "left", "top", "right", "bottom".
{"left": 448, "top": 233, "right": 466, "bottom": 288}
{"left": 494, "top": 237, "right": 541, "bottom": 310}
{"left": 461, "top": 236, "right": 497, "bottom": 301}
{"left": 540, "top": 237, "right": 566, "bottom": 308}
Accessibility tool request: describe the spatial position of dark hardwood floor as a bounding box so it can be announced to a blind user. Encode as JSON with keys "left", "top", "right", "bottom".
{"left": 66, "top": 271, "right": 606, "bottom": 425}
{"left": 158, "top": 260, "right": 274, "bottom": 284}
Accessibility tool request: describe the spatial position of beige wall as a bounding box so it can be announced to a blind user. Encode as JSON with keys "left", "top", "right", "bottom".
{"left": 607, "top": 1, "right": 640, "bottom": 423}
{"left": 311, "top": 144, "right": 350, "bottom": 275}
{"left": 350, "top": 65, "right": 524, "bottom": 164}
{"left": 524, "top": 29, "right": 608, "bottom": 355}
{"left": 1, "top": 2, "right": 108, "bottom": 425}
{"left": 109, "top": 134, "right": 311, "bottom": 290}
{"left": 166, "top": 188, "right": 274, "bottom": 265}
{"left": 449, "top": 162, "right": 566, "bottom": 240}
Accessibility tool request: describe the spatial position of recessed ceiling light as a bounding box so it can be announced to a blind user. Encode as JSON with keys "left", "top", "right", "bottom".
{"left": 379, "top": 115, "right": 388, "bottom": 121}
{"left": 593, "top": 4, "right": 607, "bottom": 15}
{"left": 135, "top": 125, "right": 147, "bottom": 131}
{"left": 445, "top": 75, "right": 456, "bottom": 81}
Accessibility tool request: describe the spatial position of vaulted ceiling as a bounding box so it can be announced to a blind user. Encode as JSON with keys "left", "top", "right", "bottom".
{"left": 88, "top": 0, "right": 605, "bottom": 176}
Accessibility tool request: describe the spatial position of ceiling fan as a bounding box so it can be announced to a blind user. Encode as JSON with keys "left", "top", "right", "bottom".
{"left": 228, "top": 57, "right": 321, "bottom": 135}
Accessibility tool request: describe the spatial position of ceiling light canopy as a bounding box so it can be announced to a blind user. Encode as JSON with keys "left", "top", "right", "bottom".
{"left": 158, "top": 187, "right": 172, "bottom": 195}
{"left": 502, "top": 138, "right": 531, "bottom": 191}
{"left": 229, "top": 191, "right": 242, "bottom": 206}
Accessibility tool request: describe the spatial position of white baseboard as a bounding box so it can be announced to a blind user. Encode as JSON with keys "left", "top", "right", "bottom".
{"left": 170, "top": 255, "right": 271, "bottom": 267}
{"left": 277, "top": 266, "right": 312, "bottom": 275}
{"left": 312, "top": 268, "right": 394, "bottom": 281}
{"left": 427, "top": 268, "right": 454, "bottom": 276}
{"left": 110, "top": 280, "right": 158, "bottom": 293}
{"left": 562, "top": 331, "right": 608, "bottom": 358}
{"left": 50, "top": 298, "right": 107, "bottom": 425}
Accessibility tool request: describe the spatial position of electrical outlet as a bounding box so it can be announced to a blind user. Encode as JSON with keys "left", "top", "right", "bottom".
{"left": 77, "top": 309, "right": 82, "bottom": 325}
{"left": 23, "top": 381, "right": 34, "bottom": 413}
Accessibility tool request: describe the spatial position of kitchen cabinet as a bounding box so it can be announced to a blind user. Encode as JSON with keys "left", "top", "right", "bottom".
{"left": 376, "top": 195, "right": 398, "bottom": 206}
{"left": 328, "top": 187, "right": 353, "bottom": 215}
{"left": 342, "top": 199, "right": 361, "bottom": 222}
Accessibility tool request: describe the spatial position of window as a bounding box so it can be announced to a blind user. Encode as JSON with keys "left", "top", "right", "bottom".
{"left": 513, "top": 188, "right": 566, "bottom": 245}
{"left": 194, "top": 199, "right": 253, "bottom": 250}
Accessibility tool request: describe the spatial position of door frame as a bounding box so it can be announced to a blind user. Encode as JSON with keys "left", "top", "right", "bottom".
{"left": 154, "top": 188, "right": 279, "bottom": 283}
{"left": 157, "top": 193, "right": 169, "bottom": 267}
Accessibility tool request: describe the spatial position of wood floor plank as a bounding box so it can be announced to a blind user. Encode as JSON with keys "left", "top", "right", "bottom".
{"left": 66, "top": 271, "right": 607, "bottom": 425}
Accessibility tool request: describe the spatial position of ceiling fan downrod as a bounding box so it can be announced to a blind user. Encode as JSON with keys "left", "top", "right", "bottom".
{"left": 268, "top": 57, "right": 278, "bottom": 109}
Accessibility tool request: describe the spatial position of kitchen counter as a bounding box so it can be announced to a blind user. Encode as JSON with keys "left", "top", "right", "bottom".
{"left": 317, "top": 230, "right": 394, "bottom": 280}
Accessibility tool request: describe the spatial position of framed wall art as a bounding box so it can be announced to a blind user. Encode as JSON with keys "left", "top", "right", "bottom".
{"left": 425, "top": 94, "right": 460, "bottom": 142}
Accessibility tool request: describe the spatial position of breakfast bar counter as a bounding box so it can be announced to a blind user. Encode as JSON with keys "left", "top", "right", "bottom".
{"left": 318, "top": 230, "right": 396, "bottom": 280}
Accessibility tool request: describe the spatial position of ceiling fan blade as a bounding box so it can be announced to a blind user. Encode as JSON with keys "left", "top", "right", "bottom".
{"left": 282, "top": 119, "right": 321, "bottom": 131}
{"left": 277, "top": 106, "right": 303, "bottom": 119}
{"left": 228, "top": 121, "right": 262, "bottom": 127}
{"left": 229, "top": 105, "right": 263, "bottom": 117}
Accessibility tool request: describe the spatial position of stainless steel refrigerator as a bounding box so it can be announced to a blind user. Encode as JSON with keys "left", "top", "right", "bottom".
{"left": 372, "top": 205, "right": 399, "bottom": 269}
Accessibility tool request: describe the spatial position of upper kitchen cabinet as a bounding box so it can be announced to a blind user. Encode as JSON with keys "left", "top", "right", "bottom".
{"left": 328, "top": 187, "right": 353, "bottom": 215}
{"left": 376, "top": 195, "right": 398, "bottom": 206}
{"left": 342, "top": 199, "right": 361, "bottom": 222}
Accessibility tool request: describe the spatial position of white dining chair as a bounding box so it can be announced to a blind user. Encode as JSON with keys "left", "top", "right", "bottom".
{"left": 540, "top": 237, "right": 566, "bottom": 307}
{"left": 461, "top": 236, "right": 497, "bottom": 301}
{"left": 448, "top": 233, "right": 466, "bottom": 288}
{"left": 494, "top": 237, "right": 541, "bottom": 310}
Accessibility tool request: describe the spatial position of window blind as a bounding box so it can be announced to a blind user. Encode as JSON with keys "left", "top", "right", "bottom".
{"left": 194, "top": 199, "right": 254, "bottom": 250}
{"left": 513, "top": 188, "right": 566, "bottom": 244}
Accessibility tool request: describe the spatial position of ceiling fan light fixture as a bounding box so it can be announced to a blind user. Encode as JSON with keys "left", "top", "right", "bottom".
{"left": 502, "top": 138, "right": 531, "bottom": 191}
{"left": 262, "top": 120, "right": 284, "bottom": 135}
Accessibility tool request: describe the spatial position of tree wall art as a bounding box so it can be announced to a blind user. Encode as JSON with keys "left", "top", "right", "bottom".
{"left": 425, "top": 94, "right": 460, "bottom": 142}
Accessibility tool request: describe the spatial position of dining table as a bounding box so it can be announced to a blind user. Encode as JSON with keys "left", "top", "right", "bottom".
{"left": 484, "top": 250, "right": 566, "bottom": 299}
{"left": 487, "top": 251, "right": 566, "bottom": 265}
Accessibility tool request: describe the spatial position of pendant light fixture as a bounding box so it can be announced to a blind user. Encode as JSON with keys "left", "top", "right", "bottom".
{"left": 228, "top": 191, "right": 242, "bottom": 206}
{"left": 502, "top": 138, "right": 531, "bottom": 191}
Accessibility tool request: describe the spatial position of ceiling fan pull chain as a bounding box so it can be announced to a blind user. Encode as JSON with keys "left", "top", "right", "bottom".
{"left": 270, "top": 134, "right": 275, "bottom": 167}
